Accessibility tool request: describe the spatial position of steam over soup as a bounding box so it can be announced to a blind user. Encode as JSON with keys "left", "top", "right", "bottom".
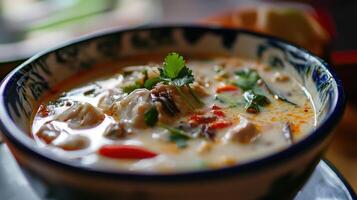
{"left": 31, "top": 53, "right": 315, "bottom": 173}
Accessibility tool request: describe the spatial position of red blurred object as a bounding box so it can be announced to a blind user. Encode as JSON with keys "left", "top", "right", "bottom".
{"left": 312, "top": 7, "right": 336, "bottom": 39}
{"left": 216, "top": 85, "right": 239, "bottom": 93}
{"left": 331, "top": 51, "right": 357, "bottom": 65}
{"left": 209, "top": 120, "right": 232, "bottom": 130}
{"left": 212, "top": 110, "right": 225, "bottom": 118}
{"left": 98, "top": 145, "right": 158, "bottom": 159}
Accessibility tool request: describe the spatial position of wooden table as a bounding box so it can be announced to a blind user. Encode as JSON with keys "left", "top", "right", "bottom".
{"left": 326, "top": 103, "right": 357, "bottom": 190}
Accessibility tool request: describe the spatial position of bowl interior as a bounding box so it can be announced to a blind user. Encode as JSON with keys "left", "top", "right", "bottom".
{"left": 0, "top": 25, "right": 342, "bottom": 172}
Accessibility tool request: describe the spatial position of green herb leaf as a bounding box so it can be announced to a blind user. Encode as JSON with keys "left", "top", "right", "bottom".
{"left": 159, "top": 123, "right": 191, "bottom": 148}
{"left": 243, "top": 90, "right": 270, "bottom": 113}
{"left": 171, "top": 67, "right": 194, "bottom": 87}
{"left": 171, "top": 77, "right": 194, "bottom": 87}
{"left": 144, "top": 106, "right": 159, "bottom": 127}
{"left": 144, "top": 77, "right": 161, "bottom": 90}
{"left": 142, "top": 68, "right": 149, "bottom": 83}
{"left": 122, "top": 82, "right": 142, "bottom": 93}
{"left": 159, "top": 123, "right": 191, "bottom": 137}
{"left": 169, "top": 134, "right": 189, "bottom": 148}
{"left": 160, "top": 57, "right": 194, "bottom": 87}
{"left": 235, "top": 69, "right": 260, "bottom": 91}
{"left": 154, "top": 53, "right": 200, "bottom": 110}
{"left": 160, "top": 53, "right": 199, "bottom": 109}
{"left": 163, "top": 52, "right": 186, "bottom": 79}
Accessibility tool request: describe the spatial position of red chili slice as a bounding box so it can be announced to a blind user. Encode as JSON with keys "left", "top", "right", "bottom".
{"left": 209, "top": 120, "right": 232, "bottom": 129}
{"left": 211, "top": 110, "right": 225, "bottom": 117}
{"left": 190, "top": 114, "right": 217, "bottom": 124}
{"left": 98, "top": 145, "right": 158, "bottom": 159}
{"left": 211, "top": 105, "right": 222, "bottom": 110}
{"left": 38, "top": 104, "right": 50, "bottom": 117}
{"left": 216, "top": 85, "right": 239, "bottom": 93}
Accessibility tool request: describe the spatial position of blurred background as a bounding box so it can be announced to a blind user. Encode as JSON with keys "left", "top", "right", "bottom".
{"left": 0, "top": 0, "right": 356, "bottom": 192}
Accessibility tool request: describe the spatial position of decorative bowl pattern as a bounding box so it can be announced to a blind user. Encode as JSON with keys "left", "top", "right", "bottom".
{"left": 0, "top": 25, "right": 345, "bottom": 200}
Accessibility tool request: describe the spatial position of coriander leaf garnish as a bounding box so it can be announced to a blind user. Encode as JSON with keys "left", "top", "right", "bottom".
{"left": 126, "top": 52, "right": 204, "bottom": 114}
{"left": 158, "top": 54, "right": 194, "bottom": 87}
{"left": 144, "top": 106, "right": 159, "bottom": 127}
{"left": 122, "top": 82, "right": 142, "bottom": 93}
{"left": 144, "top": 77, "right": 161, "bottom": 90}
{"left": 235, "top": 69, "right": 297, "bottom": 107}
{"left": 152, "top": 52, "right": 203, "bottom": 109}
{"left": 144, "top": 53, "right": 195, "bottom": 88}
{"left": 159, "top": 123, "right": 191, "bottom": 148}
{"left": 171, "top": 67, "right": 194, "bottom": 87}
{"left": 243, "top": 90, "right": 270, "bottom": 113}
{"left": 122, "top": 69, "right": 149, "bottom": 94}
{"left": 234, "top": 68, "right": 260, "bottom": 91}
{"left": 169, "top": 134, "right": 189, "bottom": 148}
{"left": 163, "top": 52, "right": 186, "bottom": 78}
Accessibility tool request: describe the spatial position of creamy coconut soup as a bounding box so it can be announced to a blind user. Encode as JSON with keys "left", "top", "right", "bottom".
{"left": 31, "top": 53, "right": 315, "bottom": 173}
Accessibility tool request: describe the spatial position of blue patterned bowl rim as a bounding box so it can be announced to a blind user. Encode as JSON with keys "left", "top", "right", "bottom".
{"left": 0, "top": 24, "right": 345, "bottom": 181}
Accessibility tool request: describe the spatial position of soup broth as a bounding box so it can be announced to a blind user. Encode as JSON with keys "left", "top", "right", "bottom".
{"left": 31, "top": 53, "right": 315, "bottom": 173}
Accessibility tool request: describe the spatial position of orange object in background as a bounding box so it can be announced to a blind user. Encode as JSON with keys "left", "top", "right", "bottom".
{"left": 201, "top": 4, "right": 332, "bottom": 56}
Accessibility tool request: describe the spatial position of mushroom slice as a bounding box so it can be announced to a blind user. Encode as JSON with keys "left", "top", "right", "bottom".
{"left": 282, "top": 122, "right": 294, "bottom": 144}
{"left": 36, "top": 122, "right": 65, "bottom": 144}
{"left": 110, "top": 89, "right": 153, "bottom": 128}
{"left": 56, "top": 135, "right": 90, "bottom": 151}
{"left": 223, "top": 117, "right": 259, "bottom": 144}
{"left": 103, "top": 123, "right": 130, "bottom": 140}
{"left": 97, "top": 89, "right": 125, "bottom": 112}
{"left": 56, "top": 102, "right": 105, "bottom": 129}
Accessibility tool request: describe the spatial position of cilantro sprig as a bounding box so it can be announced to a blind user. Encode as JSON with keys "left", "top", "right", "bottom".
{"left": 158, "top": 123, "right": 191, "bottom": 148}
{"left": 144, "top": 52, "right": 203, "bottom": 109}
{"left": 234, "top": 68, "right": 260, "bottom": 91}
{"left": 234, "top": 68, "right": 296, "bottom": 112}
{"left": 145, "top": 53, "right": 194, "bottom": 88}
{"left": 122, "top": 68, "right": 148, "bottom": 93}
{"left": 144, "top": 106, "right": 159, "bottom": 127}
{"left": 243, "top": 90, "right": 270, "bottom": 113}
{"left": 122, "top": 81, "right": 142, "bottom": 93}
{"left": 158, "top": 53, "right": 195, "bottom": 88}
{"left": 163, "top": 53, "right": 186, "bottom": 79}
{"left": 234, "top": 69, "right": 270, "bottom": 113}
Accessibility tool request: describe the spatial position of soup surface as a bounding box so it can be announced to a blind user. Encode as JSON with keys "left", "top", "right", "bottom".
{"left": 31, "top": 53, "right": 315, "bottom": 173}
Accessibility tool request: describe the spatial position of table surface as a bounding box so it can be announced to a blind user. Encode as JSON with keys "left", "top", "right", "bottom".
{"left": 325, "top": 103, "right": 357, "bottom": 192}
